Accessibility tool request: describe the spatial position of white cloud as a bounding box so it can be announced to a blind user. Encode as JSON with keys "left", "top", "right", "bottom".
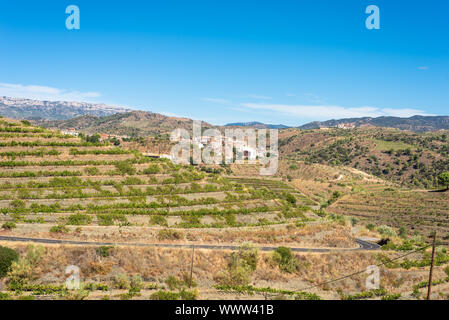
{"left": 380, "top": 108, "right": 434, "bottom": 117}
{"left": 241, "top": 103, "right": 434, "bottom": 120}
{"left": 0, "top": 83, "right": 101, "bottom": 102}
{"left": 160, "top": 111, "right": 188, "bottom": 118}
{"left": 418, "top": 66, "right": 429, "bottom": 70}
{"left": 201, "top": 97, "right": 229, "bottom": 104}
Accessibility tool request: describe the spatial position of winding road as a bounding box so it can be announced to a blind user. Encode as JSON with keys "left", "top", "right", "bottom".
{"left": 0, "top": 235, "right": 380, "bottom": 252}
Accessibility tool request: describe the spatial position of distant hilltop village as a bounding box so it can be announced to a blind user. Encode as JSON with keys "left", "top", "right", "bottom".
{"left": 318, "top": 123, "right": 356, "bottom": 130}
{"left": 335, "top": 123, "right": 356, "bottom": 129}
{"left": 60, "top": 128, "right": 129, "bottom": 144}
{"left": 166, "top": 134, "right": 277, "bottom": 162}
{"left": 60, "top": 128, "right": 79, "bottom": 136}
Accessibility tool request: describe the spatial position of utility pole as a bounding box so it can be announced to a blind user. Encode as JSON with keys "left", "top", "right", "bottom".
{"left": 426, "top": 231, "right": 437, "bottom": 300}
{"left": 189, "top": 244, "right": 195, "bottom": 288}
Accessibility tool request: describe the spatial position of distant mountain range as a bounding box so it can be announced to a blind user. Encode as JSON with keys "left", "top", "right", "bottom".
{"left": 228, "top": 116, "right": 449, "bottom": 132}
{"left": 298, "top": 116, "right": 449, "bottom": 132}
{"left": 225, "top": 121, "right": 290, "bottom": 129}
{"left": 0, "top": 96, "right": 130, "bottom": 120}
{"left": 1, "top": 96, "right": 449, "bottom": 133}
{"left": 36, "top": 110, "right": 213, "bottom": 138}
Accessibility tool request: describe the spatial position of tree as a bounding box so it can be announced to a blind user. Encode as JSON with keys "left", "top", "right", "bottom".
{"left": 438, "top": 172, "right": 449, "bottom": 190}
{"left": 0, "top": 246, "right": 19, "bottom": 278}
{"left": 284, "top": 193, "right": 297, "bottom": 206}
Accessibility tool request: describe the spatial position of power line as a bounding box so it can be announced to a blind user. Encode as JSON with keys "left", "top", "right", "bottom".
{"left": 300, "top": 243, "right": 431, "bottom": 292}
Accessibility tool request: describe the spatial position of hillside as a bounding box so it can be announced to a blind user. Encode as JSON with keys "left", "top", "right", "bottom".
{"left": 0, "top": 96, "right": 130, "bottom": 120}
{"left": 0, "top": 116, "right": 347, "bottom": 299}
{"left": 36, "top": 110, "right": 214, "bottom": 138}
{"left": 278, "top": 127, "right": 449, "bottom": 189}
{"left": 0, "top": 117, "right": 448, "bottom": 300}
{"left": 298, "top": 115, "right": 449, "bottom": 132}
{"left": 225, "top": 121, "right": 290, "bottom": 129}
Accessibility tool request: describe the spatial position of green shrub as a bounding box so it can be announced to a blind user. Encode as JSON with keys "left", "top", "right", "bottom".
{"left": 96, "top": 214, "right": 128, "bottom": 226}
{"left": 179, "top": 289, "right": 199, "bottom": 300}
{"left": 24, "top": 245, "right": 45, "bottom": 266}
{"left": 97, "top": 214, "right": 114, "bottom": 226}
{"left": 85, "top": 167, "right": 100, "bottom": 175}
{"left": 165, "top": 275, "right": 184, "bottom": 290}
{"left": 49, "top": 225, "right": 70, "bottom": 233}
{"left": 150, "top": 215, "right": 168, "bottom": 227}
{"left": 165, "top": 273, "right": 197, "bottom": 291}
{"left": 284, "top": 193, "right": 297, "bottom": 206}
{"left": 115, "top": 161, "right": 136, "bottom": 175}
{"left": 96, "top": 246, "right": 113, "bottom": 258}
{"left": 113, "top": 273, "right": 130, "bottom": 289}
{"left": 150, "top": 290, "right": 180, "bottom": 300}
{"left": 0, "top": 292, "right": 11, "bottom": 300}
{"left": 232, "top": 243, "right": 258, "bottom": 272}
{"left": 83, "top": 282, "right": 110, "bottom": 291}
{"left": 377, "top": 225, "right": 397, "bottom": 237}
{"left": 366, "top": 223, "right": 376, "bottom": 231}
{"left": 399, "top": 226, "right": 407, "bottom": 239}
{"left": 10, "top": 199, "right": 25, "bottom": 209}
{"left": 67, "top": 213, "right": 92, "bottom": 225}
{"left": 215, "top": 284, "right": 320, "bottom": 300}
{"left": 130, "top": 275, "right": 143, "bottom": 293}
{"left": 381, "top": 293, "right": 401, "bottom": 300}
{"left": 143, "top": 165, "right": 161, "bottom": 174}
{"left": 0, "top": 246, "right": 19, "bottom": 277}
{"left": 444, "top": 265, "right": 449, "bottom": 277}
{"left": 5, "top": 245, "right": 44, "bottom": 288}
{"left": 157, "top": 229, "right": 184, "bottom": 240}
{"left": 272, "top": 246, "right": 301, "bottom": 273}
{"left": 1, "top": 222, "right": 17, "bottom": 230}
{"left": 215, "top": 244, "right": 259, "bottom": 286}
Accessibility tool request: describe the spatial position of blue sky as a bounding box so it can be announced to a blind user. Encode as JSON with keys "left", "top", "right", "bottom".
{"left": 0, "top": 0, "right": 448, "bottom": 126}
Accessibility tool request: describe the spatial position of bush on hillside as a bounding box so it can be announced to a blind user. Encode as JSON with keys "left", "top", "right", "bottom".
{"left": 377, "top": 225, "right": 397, "bottom": 237}
{"left": 0, "top": 246, "right": 19, "bottom": 278}
{"left": 272, "top": 246, "right": 301, "bottom": 273}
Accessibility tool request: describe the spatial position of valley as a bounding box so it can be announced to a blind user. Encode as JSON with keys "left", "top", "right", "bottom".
{"left": 0, "top": 115, "right": 448, "bottom": 300}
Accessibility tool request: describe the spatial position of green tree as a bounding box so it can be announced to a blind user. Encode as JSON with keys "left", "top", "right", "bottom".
{"left": 0, "top": 246, "right": 19, "bottom": 278}
{"left": 438, "top": 172, "right": 449, "bottom": 190}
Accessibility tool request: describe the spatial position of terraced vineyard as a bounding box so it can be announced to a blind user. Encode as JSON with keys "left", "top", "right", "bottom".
{"left": 0, "top": 118, "right": 315, "bottom": 235}
{"left": 328, "top": 187, "right": 449, "bottom": 242}
{"left": 2, "top": 117, "right": 446, "bottom": 301}
{"left": 227, "top": 177, "right": 316, "bottom": 206}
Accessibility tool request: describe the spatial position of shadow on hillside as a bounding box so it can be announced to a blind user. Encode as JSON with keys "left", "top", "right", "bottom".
{"left": 428, "top": 189, "right": 449, "bottom": 193}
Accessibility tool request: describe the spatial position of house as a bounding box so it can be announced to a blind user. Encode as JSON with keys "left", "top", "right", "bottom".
{"left": 336, "top": 123, "right": 355, "bottom": 129}
{"left": 236, "top": 145, "right": 257, "bottom": 160}
{"left": 61, "top": 128, "right": 79, "bottom": 136}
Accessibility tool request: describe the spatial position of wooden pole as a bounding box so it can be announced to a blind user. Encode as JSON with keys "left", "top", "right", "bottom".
{"left": 426, "top": 232, "right": 437, "bottom": 300}
{"left": 189, "top": 244, "right": 195, "bottom": 288}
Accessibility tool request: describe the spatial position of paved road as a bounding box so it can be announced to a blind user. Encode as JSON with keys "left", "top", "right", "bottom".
{"left": 0, "top": 235, "right": 380, "bottom": 252}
